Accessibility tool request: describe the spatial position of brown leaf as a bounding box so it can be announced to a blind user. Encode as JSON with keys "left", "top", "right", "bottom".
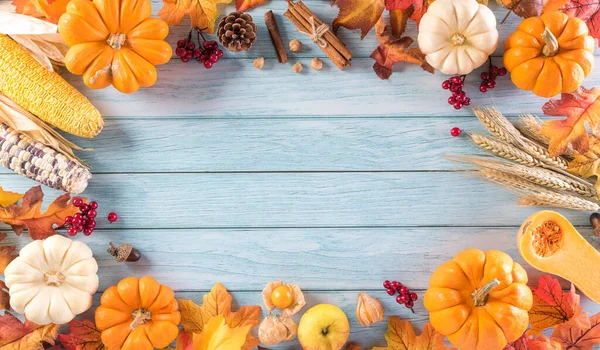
{"left": 557, "top": 0, "right": 600, "bottom": 47}
{"left": 378, "top": 316, "right": 455, "bottom": 349}
{"left": 344, "top": 343, "right": 362, "bottom": 350}
{"left": 2, "top": 324, "right": 59, "bottom": 349}
{"left": 389, "top": 8, "right": 411, "bottom": 38}
{"left": 332, "top": 0, "right": 386, "bottom": 39}
{"left": 0, "top": 313, "right": 39, "bottom": 347}
{"left": 0, "top": 186, "right": 82, "bottom": 240}
{"left": 386, "top": 0, "right": 434, "bottom": 24}
{"left": 567, "top": 136, "right": 600, "bottom": 194}
{"left": 501, "top": 0, "right": 545, "bottom": 19}
{"left": 158, "top": 0, "right": 233, "bottom": 33}
{"left": 57, "top": 320, "right": 106, "bottom": 350}
{"left": 0, "top": 245, "right": 17, "bottom": 275}
{"left": 0, "top": 281, "right": 9, "bottom": 311}
{"left": 542, "top": 87, "right": 600, "bottom": 156}
{"left": 528, "top": 275, "right": 581, "bottom": 335}
{"left": 179, "top": 299, "right": 210, "bottom": 333}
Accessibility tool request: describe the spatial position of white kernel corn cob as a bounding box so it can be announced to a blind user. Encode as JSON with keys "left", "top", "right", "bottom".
{"left": 0, "top": 123, "right": 90, "bottom": 194}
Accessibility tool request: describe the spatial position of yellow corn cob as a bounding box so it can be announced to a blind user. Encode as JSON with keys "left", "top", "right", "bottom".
{"left": 0, "top": 34, "right": 103, "bottom": 138}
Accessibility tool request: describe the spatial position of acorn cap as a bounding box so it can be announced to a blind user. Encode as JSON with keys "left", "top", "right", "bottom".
{"left": 108, "top": 242, "right": 132, "bottom": 262}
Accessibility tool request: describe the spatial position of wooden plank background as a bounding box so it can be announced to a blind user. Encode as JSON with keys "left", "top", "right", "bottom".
{"left": 2, "top": 0, "right": 600, "bottom": 348}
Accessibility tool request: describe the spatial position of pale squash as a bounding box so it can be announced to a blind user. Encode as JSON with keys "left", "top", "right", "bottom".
{"left": 518, "top": 210, "right": 600, "bottom": 303}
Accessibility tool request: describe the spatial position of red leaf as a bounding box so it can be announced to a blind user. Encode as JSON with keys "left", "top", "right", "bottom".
{"left": 551, "top": 312, "right": 600, "bottom": 348}
{"left": 57, "top": 320, "right": 105, "bottom": 350}
{"left": 504, "top": 332, "right": 532, "bottom": 350}
{"left": 526, "top": 334, "right": 562, "bottom": 349}
{"left": 385, "top": 0, "right": 431, "bottom": 24}
{"left": 528, "top": 275, "right": 581, "bottom": 335}
{"left": 0, "top": 313, "right": 39, "bottom": 347}
{"left": 559, "top": 0, "right": 600, "bottom": 47}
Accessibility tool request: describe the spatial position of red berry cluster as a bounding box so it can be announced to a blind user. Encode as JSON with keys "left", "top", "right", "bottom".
{"left": 479, "top": 65, "right": 507, "bottom": 93}
{"left": 383, "top": 280, "right": 418, "bottom": 312}
{"left": 175, "top": 28, "right": 224, "bottom": 69}
{"left": 64, "top": 198, "right": 98, "bottom": 236}
{"left": 442, "top": 76, "right": 471, "bottom": 110}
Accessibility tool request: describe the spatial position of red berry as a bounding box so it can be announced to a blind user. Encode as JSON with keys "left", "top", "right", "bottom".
{"left": 389, "top": 281, "right": 399, "bottom": 289}
{"left": 186, "top": 42, "right": 196, "bottom": 50}
{"left": 72, "top": 197, "right": 83, "bottom": 207}
{"left": 450, "top": 127, "right": 462, "bottom": 137}
{"left": 450, "top": 84, "right": 461, "bottom": 92}
{"left": 479, "top": 84, "right": 488, "bottom": 93}
{"left": 75, "top": 224, "right": 84, "bottom": 232}
{"left": 383, "top": 280, "right": 391, "bottom": 289}
{"left": 210, "top": 54, "right": 219, "bottom": 63}
{"left": 498, "top": 67, "right": 507, "bottom": 76}
{"left": 86, "top": 220, "right": 96, "bottom": 228}
{"left": 184, "top": 51, "right": 193, "bottom": 59}
{"left": 80, "top": 203, "right": 89, "bottom": 212}
{"left": 396, "top": 295, "right": 406, "bottom": 304}
{"left": 175, "top": 47, "right": 186, "bottom": 57}
{"left": 215, "top": 49, "right": 224, "bottom": 58}
{"left": 193, "top": 49, "right": 202, "bottom": 58}
{"left": 73, "top": 213, "right": 82, "bottom": 220}
{"left": 200, "top": 54, "right": 209, "bottom": 63}
{"left": 67, "top": 227, "right": 77, "bottom": 236}
{"left": 399, "top": 286, "right": 409, "bottom": 295}
{"left": 450, "top": 76, "right": 460, "bottom": 84}
{"left": 463, "top": 97, "right": 471, "bottom": 106}
{"left": 83, "top": 228, "right": 93, "bottom": 236}
{"left": 89, "top": 201, "right": 98, "bottom": 209}
{"left": 72, "top": 218, "right": 82, "bottom": 227}
{"left": 490, "top": 66, "right": 499, "bottom": 75}
{"left": 480, "top": 72, "right": 490, "bottom": 80}
{"left": 204, "top": 61, "right": 213, "bottom": 69}
{"left": 64, "top": 216, "right": 73, "bottom": 224}
{"left": 181, "top": 56, "right": 190, "bottom": 63}
{"left": 386, "top": 288, "right": 396, "bottom": 296}
{"left": 410, "top": 292, "right": 418, "bottom": 301}
{"left": 448, "top": 96, "right": 456, "bottom": 105}
{"left": 453, "top": 102, "right": 462, "bottom": 110}
{"left": 487, "top": 81, "right": 496, "bottom": 88}
{"left": 87, "top": 209, "right": 97, "bottom": 218}
{"left": 177, "top": 40, "right": 186, "bottom": 48}
{"left": 405, "top": 300, "right": 414, "bottom": 308}
{"left": 108, "top": 212, "right": 118, "bottom": 223}
{"left": 441, "top": 80, "right": 451, "bottom": 89}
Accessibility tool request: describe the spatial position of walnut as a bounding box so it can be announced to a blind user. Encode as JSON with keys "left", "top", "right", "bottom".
{"left": 289, "top": 39, "right": 302, "bottom": 52}
{"left": 253, "top": 57, "right": 265, "bottom": 70}
{"left": 356, "top": 292, "right": 384, "bottom": 327}
{"left": 310, "top": 58, "right": 323, "bottom": 71}
{"left": 292, "top": 62, "right": 303, "bottom": 73}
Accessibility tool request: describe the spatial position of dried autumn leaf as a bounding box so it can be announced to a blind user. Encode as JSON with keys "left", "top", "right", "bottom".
{"left": 12, "top": 0, "right": 69, "bottom": 24}
{"left": 0, "top": 281, "right": 9, "bottom": 311}
{"left": 559, "top": 0, "right": 600, "bottom": 47}
{"left": 542, "top": 87, "right": 600, "bottom": 156}
{"left": 0, "top": 312, "right": 40, "bottom": 347}
{"left": 236, "top": 0, "right": 264, "bottom": 12}
{"left": 526, "top": 334, "right": 562, "bottom": 349}
{"left": 1, "top": 323, "right": 58, "bottom": 350}
{"left": 332, "top": 0, "right": 386, "bottom": 39}
{"left": 0, "top": 186, "right": 82, "bottom": 240}
{"left": 528, "top": 275, "right": 581, "bottom": 335}
{"left": 0, "top": 245, "right": 18, "bottom": 274}
{"left": 57, "top": 320, "right": 106, "bottom": 350}
{"left": 543, "top": 0, "right": 569, "bottom": 12}
{"left": 371, "top": 18, "right": 434, "bottom": 80}
{"left": 180, "top": 299, "right": 210, "bottom": 333}
{"left": 192, "top": 314, "right": 250, "bottom": 350}
{"left": 549, "top": 312, "right": 600, "bottom": 348}
{"left": 375, "top": 316, "right": 455, "bottom": 350}
{"left": 225, "top": 306, "right": 261, "bottom": 350}
{"left": 386, "top": 0, "right": 434, "bottom": 25}
{"left": 344, "top": 343, "right": 361, "bottom": 350}
{"left": 501, "top": 0, "right": 546, "bottom": 19}
{"left": 158, "top": 0, "right": 233, "bottom": 34}
{"left": 567, "top": 136, "right": 600, "bottom": 194}
{"left": 504, "top": 332, "right": 532, "bottom": 350}
{"left": 0, "top": 187, "right": 23, "bottom": 207}
{"left": 175, "top": 331, "right": 193, "bottom": 350}
{"left": 389, "top": 8, "right": 411, "bottom": 38}
{"left": 11, "top": 0, "right": 43, "bottom": 18}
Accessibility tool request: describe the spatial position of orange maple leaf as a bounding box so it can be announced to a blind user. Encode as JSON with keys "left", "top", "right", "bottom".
{"left": 373, "top": 316, "right": 455, "bottom": 350}
{"left": 57, "top": 320, "right": 106, "bottom": 350}
{"left": 542, "top": 86, "right": 600, "bottom": 156}
{"left": 0, "top": 186, "right": 82, "bottom": 240}
{"left": 236, "top": 0, "right": 265, "bottom": 12}
{"left": 528, "top": 275, "right": 582, "bottom": 336}
{"left": 11, "top": 0, "right": 69, "bottom": 24}
{"left": 0, "top": 313, "right": 40, "bottom": 346}
{"left": 178, "top": 282, "right": 261, "bottom": 350}
{"left": 528, "top": 312, "right": 600, "bottom": 349}
{"left": 158, "top": 0, "right": 233, "bottom": 34}
{"left": 11, "top": 0, "right": 43, "bottom": 17}
{"left": 370, "top": 18, "right": 433, "bottom": 80}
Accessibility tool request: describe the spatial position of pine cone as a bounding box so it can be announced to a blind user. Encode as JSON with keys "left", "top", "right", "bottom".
{"left": 217, "top": 12, "right": 257, "bottom": 52}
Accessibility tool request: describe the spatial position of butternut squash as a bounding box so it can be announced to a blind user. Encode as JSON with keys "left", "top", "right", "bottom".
{"left": 518, "top": 210, "right": 600, "bottom": 303}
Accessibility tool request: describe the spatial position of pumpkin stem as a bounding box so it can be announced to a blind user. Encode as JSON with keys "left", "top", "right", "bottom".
{"left": 107, "top": 33, "right": 127, "bottom": 50}
{"left": 43, "top": 271, "right": 65, "bottom": 287}
{"left": 130, "top": 309, "right": 152, "bottom": 329}
{"left": 471, "top": 278, "right": 500, "bottom": 306}
{"left": 451, "top": 33, "right": 466, "bottom": 46}
{"left": 541, "top": 28, "right": 559, "bottom": 57}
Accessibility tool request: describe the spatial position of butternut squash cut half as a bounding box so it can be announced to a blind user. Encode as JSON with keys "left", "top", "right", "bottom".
{"left": 518, "top": 210, "right": 600, "bottom": 303}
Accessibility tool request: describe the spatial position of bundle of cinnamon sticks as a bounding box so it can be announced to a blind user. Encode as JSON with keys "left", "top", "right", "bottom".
{"left": 284, "top": 0, "right": 352, "bottom": 70}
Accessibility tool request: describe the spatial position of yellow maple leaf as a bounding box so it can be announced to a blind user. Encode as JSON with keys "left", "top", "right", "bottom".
{"left": 0, "top": 187, "right": 23, "bottom": 207}
{"left": 158, "top": 0, "right": 232, "bottom": 33}
{"left": 568, "top": 136, "right": 600, "bottom": 196}
{"left": 1, "top": 324, "right": 59, "bottom": 349}
{"left": 179, "top": 282, "right": 261, "bottom": 349}
{"left": 373, "top": 317, "right": 455, "bottom": 350}
{"left": 192, "top": 314, "right": 250, "bottom": 350}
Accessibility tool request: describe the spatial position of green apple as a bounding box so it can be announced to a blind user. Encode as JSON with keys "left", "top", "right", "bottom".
{"left": 298, "top": 304, "right": 350, "bottom": 350}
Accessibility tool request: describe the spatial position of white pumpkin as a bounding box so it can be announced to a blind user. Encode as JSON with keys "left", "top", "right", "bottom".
{"left": 417, "top": 0, "right": 499, "bottom": 75}
{"left": 4, "top": 235, "right": 99, "bottom": 325}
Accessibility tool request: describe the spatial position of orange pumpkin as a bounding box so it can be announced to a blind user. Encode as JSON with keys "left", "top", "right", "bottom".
{"left": 503, "top": 11, "right": 594, "bottom": 98}
{"left": 424, "top": 248, "right": 533, "bottom": 350}
{"left": 58, "top": 0, "right": 172, "bottom": 94}
{"left": 95, "top": 276, "right": 180, "bottom": 350}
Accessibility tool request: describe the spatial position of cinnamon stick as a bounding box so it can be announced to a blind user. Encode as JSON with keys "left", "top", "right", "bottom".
{"left": 284, "top": 0, "right": 352, "bottom": 70}
{"left": 264, "top": 10, "right": 288, "bottom": 63}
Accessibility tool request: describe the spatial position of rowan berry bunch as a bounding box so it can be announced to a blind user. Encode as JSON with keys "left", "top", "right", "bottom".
{"left": 442, "top": 75, "right": 471, "bottom": 110}
{"left": 383, "top": 280, "right": 418, "bottom": 312}
{"left": 175, "top": 28, "right": 224, "bottom": 69}
{"left": 64, "top": 198, "right": 98, "bottom": 236}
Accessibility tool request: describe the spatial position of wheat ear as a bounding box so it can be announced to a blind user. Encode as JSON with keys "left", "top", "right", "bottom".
{"left": 517, "top": 114, "right": 548, "bottom": 146}
{"left": 480, "top": 169, "right": 600, "bottom": 211}
{"left": 469, "top": 133, "right": 544, "bottom": 167}
{"left": 473, "top": 107, "right": 522, "bottom": 144}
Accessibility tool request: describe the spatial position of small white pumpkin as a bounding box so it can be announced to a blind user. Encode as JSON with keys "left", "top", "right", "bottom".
{"left": 4, "top": 235, "right": 99, "bottom": 325}
{"left": 417, "top": 0, "right": 499, "bottom": 75}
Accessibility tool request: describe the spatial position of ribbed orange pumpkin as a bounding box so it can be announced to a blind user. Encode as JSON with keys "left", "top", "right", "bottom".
{"left": 95, "top": 276, "right": 180, "bottom": 350}
{"left": 58, "top": 0, "right": 172, "bottom": 94}
{"left": 424, "top": 249, "right": 533, "bottom": 350}
{"left": 503, "top": 11, "right": 594, "bottom": 98}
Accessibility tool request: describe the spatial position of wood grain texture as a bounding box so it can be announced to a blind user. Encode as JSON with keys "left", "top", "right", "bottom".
{"left": 3, "top": 227, "right": 598, "bottom": 291}
{"left": 1, "top": 172, "right": 594, "bottom": 229}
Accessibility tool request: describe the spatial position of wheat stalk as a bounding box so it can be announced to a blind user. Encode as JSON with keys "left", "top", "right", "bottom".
{"left": 469, "top": 133, "right": 544, "bottom": 167}
{"left": 480, "top": 169, "right": 600, "bottom": 211}
{"left": 517, "top": 114, "right": 548, "bottom": 146}
{"left": 473, "top": 107, "right": 522, "bottom": 144}
{"left": 451, "top": 155, "right": 596, "bottom": 197}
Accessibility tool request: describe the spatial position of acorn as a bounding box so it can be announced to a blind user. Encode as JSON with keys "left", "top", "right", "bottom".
{"left": 590, "top": 213, "right": 600, "bottom": 236}
{"left": 108, "top": 242, "right": 141, "bottom": 262}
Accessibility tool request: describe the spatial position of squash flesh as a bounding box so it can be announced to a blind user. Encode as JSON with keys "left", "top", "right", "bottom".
{"left": 518, "top": 210, "right": 600, "bottom": 303}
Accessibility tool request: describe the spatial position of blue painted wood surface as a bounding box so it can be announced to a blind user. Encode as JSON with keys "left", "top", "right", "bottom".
{"left": 1, "top": 1, "right": 600, "bottom": 348}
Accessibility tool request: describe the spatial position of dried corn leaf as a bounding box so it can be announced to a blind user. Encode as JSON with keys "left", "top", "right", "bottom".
{"left": 9, "top": 34, "right": 67, "bottom": 71}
